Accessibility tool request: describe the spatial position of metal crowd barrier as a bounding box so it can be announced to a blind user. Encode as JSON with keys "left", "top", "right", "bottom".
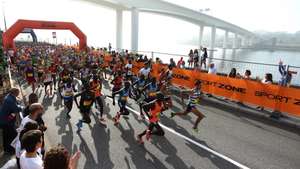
{"left": 111, "top": 47, "right": 300, "bottom": 87}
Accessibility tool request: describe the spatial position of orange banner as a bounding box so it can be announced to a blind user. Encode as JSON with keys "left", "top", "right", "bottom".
{"left": 168, "top": 66, "right": 300, "bottom": 117}
{"left": 102, "top": 55, "right": 300, "bottom": 117}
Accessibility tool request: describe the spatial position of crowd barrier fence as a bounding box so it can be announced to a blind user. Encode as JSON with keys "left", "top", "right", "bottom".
{"left": 103, "top": 54, "right": 300, "bottom": 118}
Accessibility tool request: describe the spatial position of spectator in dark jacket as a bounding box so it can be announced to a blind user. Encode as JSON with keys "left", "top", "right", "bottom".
{"left": 0, "top": 87, "right": 22, "bottom": 153}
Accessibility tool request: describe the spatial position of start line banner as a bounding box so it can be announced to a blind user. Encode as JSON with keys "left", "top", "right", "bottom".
{"left": 104, "top": 55, "right": 300, "bottom": 117}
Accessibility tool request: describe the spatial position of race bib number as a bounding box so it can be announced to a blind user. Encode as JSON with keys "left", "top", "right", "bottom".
{"left": 84, "top": 100, "right": 92, "bottom": 106}
{"left": 121, "top": 96, "right": 128, "bottom": 101}
{"left": 149, "top": 92, "right": 156, "bottom": 97}
{"left": 27, "top": 73, "right": 33, "bottom": 77}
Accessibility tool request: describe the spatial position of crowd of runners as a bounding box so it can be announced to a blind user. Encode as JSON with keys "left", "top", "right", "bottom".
{"left": 12, "top": 42, "right": 205, "bottom": 144}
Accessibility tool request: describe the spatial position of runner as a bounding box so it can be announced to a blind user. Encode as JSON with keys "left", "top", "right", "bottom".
{"left": 60, "top": 79, "right": 76, "bottom": 118}
{"left": 111, "top": 71, "right": 123, "bottom": 105}
{"left": 37, "top": 63, "right": 44, "bottom": 88}
{"left": 170, "top": 80, "right": 205, "bottom": 132}
{"left": 137, "top": 93, "right": 169, "bottom": 144}
{"left": 58, "top": 65, "right": 71, "bottom": 96}
{"left": 112, "top": 81, "right": 135, "bottom": 125}
{"left": 49, "top": 63, "right": 58, "bottom": 90}
{"left": 74, "top": 84, "right": 95, "bottom": 131}
{"left": 43, "top": 68, "right": 53, "bottom": 96}
{"left": 24, "top": 62, "right": 36, "bottom": 93}
{"left": 90, "top": 76, "right": 105, "bottom": 122}
{"left": 132, "top": 74, "right": 146, "bottom": 103}
{"left": 139, "top": 77, "right": 159, "bottom": 119}
{"left": 125, "top": 59, "right": 133, "bottom": 81}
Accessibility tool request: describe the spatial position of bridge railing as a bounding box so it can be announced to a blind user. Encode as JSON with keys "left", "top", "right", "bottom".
{"left": 112, "top": 48, "right": 300, "bottom": 87}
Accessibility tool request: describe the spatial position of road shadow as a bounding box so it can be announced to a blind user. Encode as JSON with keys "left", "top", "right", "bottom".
{"left": 55, "top": 109, "right": 74, "bottom": 152}
{"left": 119, "top": 119, "right": 168, "bottom": 169}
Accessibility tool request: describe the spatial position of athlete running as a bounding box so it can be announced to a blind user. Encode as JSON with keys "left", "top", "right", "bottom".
{"left": 90, "top": 76, "right": 105, "bottom": 122}
{"left": 111, "top": 71, "right": 124, "bottom": 105}
{"left": 112, "top": 81, "right": 135, "bottom": 125}
{"left": 170, "top": 80, "right": 205, "bottom": 132}
{"left": 74, "top": 84, "right": 95, "bottom": 131}
{"left": 137, "top": 93, "right": 170, "bottom": 144}
{"left": 43, "top": 68, "right": 53, "bottom": 96}
{"left": 60, "top": 79, "right": 76, "bottom": 118}
{"left": 24, "top": 62, "right": 36, "bottom": 93}
{"left": 49, "top": 63, "right": 58, "bottom": 90}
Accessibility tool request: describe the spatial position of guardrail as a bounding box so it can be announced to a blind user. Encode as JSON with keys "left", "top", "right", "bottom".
{"left": 109, "top": 48, "right": 300, "bottom": 86}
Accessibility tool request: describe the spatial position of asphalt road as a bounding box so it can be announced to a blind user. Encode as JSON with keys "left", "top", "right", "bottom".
{"left": 16, "top": 77, "right": 300, "bottom": 169}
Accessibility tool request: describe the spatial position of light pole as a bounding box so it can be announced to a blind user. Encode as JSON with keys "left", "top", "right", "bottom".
{"left": 2, "top": 1, "right": 7, "bottom": 31}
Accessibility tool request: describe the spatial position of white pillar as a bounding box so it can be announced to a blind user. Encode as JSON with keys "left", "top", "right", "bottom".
{"left": 223, "top": 30, "right": 228, "bottom": 49}
{"left": 116, "top": 9, "right": 123, "bottom": 52}
{"left": 131, "top": 8, "right": 139, "bottom": 52}
{"left": 233, "top": 33, "right": 238, "bottom": 49}
{"left": 198, "top": 25, "right": 204, "bottom": 47}
{"left": 209, "top": 26, "right": 216, "bottom": 58}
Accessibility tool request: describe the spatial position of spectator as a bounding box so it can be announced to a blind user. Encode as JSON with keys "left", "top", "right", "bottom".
{"left": 108, "top": 43, "right": 112, "bottom": 53}
{"left": 22, "top": 94, "right": 47, "bottom": 131}
{"left": 177, "top": 57, "right": 184, "bottom": 68}
{"left": 169, "top": 58, "right": 176, "bottom": 69}
{"left": 0, "top": 87, "right": 22, "bottom": 154}
{"left": 155, "top": 57, "right": 162, "bottom": 64}
{"left": 257, "top": 73, "right": 273, "bottom": 111}
{"left": 262, "top": 73, "right": 273, "bottom": 84}
{"left": 44, "top": 145, "right": 81, "bottom": 169}
{"left": 243, "top": 70, "right": 251, "bottom": 79}
{"left": 228, "top": 68, "right": 237, "bottom": 78}
{"left": 208, "top": 63, "right": 217, "bottom": 74}
{"left": 278, "top": 61, "right": 297, "bottom": 87}
{"left": 200, "top": 47, "right": 208, "bottom": 69}
{"left": 20, "top": 130, "right": 43, "bottom": 169}
{"left": 143, "top": 55, "right": 148, "bottom": 63}
{"left": 188, "top": 49, "right": 193, "bottom": 68}
{"left": 16, "top": 122, "right": 39, "bottom": 168}
{"left": 20, "top": 103, "right": 45, "bottom": 132}
{"left": 193, "top": 49, "right": 199, "bottom": 68}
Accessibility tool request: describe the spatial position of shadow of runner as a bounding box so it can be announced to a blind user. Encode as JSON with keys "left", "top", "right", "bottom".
{"left": 151, "top": 137, "right": 194, "bottom": 169}
{"left": 185, "top": 142, "right": 239, "bottom": 169}
{"left": 55, "top": 109, "right": 74, "bottom": 152}
{"left": 159, "top": 111, "right": 240, "bottom": 168}
{"left": 90, "top": 121, "right": 114, "bottom": 169}
{"left": 53, "top": 93, "right": 63, "bottom": 111}
{"left": 118, "top": 119, "right": 168, "bottom": 169}
{"left": 77, "top": 132, "right": 98, "bottom": 169}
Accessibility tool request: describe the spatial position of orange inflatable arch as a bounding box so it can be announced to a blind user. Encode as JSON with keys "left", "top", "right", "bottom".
{"left": 2, "top": 19, "right": 87, "bottom": 50}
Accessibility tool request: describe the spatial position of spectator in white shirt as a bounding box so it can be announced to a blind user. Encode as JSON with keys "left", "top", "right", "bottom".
{"left": 208, "top": 63, "right": 217, "bottom": 74}
{"left": 20, "top": 130, "right": 43, "bottom": 169}
{"left": 16, "top": 122, "right": 39, "bottom": 168}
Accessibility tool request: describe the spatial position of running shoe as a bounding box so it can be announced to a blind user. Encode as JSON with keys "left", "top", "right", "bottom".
{"left": 137, "top": 135, "right": 144, "bottom": 144}
{"left": 146, "top": 130, "right": 151, "bottom": 141}
{"left": 99, "top": 117, "right": 106, "bottom": 122}
{"left": 140, "top": 113, "right": 145, "bottom": 120}
{"left": 76, "top": 120, "right": 83, "bottom": 131}
{"left": 192, "top": 127, "right": 199, "bottom": 133}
